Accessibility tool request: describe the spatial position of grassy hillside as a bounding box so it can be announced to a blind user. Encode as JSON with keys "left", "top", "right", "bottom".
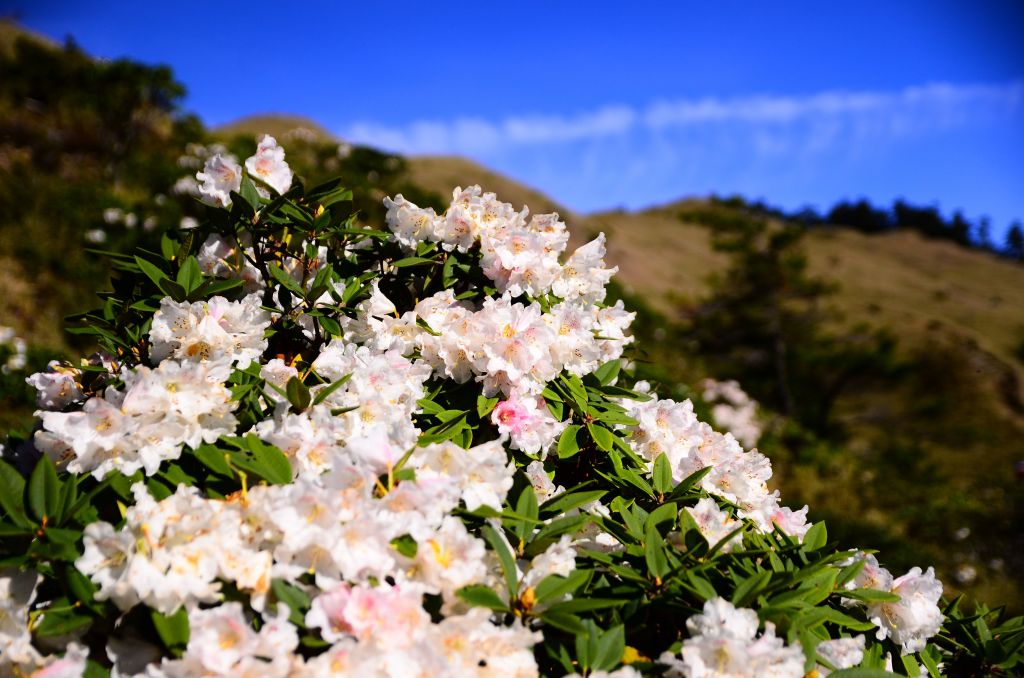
{"left": 213, "top": 114, "right": 338, "bottom": 143}
{"left": 587, "top": 201, "right": 1024, "bottom": 371}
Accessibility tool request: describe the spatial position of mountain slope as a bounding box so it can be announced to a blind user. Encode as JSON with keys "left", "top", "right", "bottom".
{"left": 587, "top": 202, "right": 1024, "bottom": 376}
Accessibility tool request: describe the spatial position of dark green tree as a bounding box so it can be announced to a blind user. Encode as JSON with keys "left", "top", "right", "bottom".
{"left": 1006, "top": 221, "right": 1024, "bottom": 261}
{"left": 682, "top": 209, "right": 896, "bottom": 435}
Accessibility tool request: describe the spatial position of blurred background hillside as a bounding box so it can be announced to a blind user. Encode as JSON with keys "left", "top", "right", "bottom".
{"left": 1, "top": 3, "right": 1022, "bottom": 613}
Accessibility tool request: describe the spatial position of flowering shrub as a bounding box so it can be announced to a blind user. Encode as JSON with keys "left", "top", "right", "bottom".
{"left": 1, "top": 136, "right": 1021, "bottom": 677}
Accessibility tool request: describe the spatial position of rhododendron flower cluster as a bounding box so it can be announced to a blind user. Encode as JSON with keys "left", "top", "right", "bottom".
{"left": 659, "top": 598, "right": 806, "bottom": 677}
{"left": 0, "top": 134, "right": 975, "bottom": 678}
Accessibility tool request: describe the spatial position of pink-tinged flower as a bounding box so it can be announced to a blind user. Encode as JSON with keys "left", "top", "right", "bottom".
{"left": 196, "top": 154, "right": 242, "bottom": 207}
{"left": 245, "top": 135, "right": 292, "bottom": 195}
{"left": 305, "top": 583, "right": 428, "bottom": 646}
{"left": 492, "top": 392, "right": 533, "bottom": 436}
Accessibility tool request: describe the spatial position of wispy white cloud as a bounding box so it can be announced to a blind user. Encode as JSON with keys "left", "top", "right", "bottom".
{"left": 342, "top": 81, "right": 1024, "bottom": 155}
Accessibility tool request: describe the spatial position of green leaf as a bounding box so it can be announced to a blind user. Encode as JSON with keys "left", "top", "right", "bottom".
{"left": 557, "top": 425, "right": 582, "bottom": 458}
{"left": 271, "top": 579, "right": 311, "bottom": 626}
{"left": 311, "top": 373, "right": 351, "bottom": 407}
{"left": 227, "top": 435, "right": 293, "bottom": 485}
{"left": 268, "top": 263, "right": 306, "bottom": 298}
{"left": 539, "top": 489, "right": 605, "bottom": 518}
{"left": 802, "top": 521, "right": 828, "bottom": 550}
{"left": 64, "top": 565, "right": 100, "bottom": 611}
{"left": 35, "top": 604, "right": 93, "bottom": 637}
{"left": 198, "top": 276, "right": 245, "bottom": 297}
{"left": 539, "top": 609, "right": 588, "bottom": 635}
{"left": 513, "top": 486, "right": 539, "bottom": 542}
{"left": 645, "top": 502, "right": 678, "bottom": 530}
{"left": 476, "top": 395, "right": 499, "bottom": 418}
{"left": 534, "top": 569, "right": 592, "bottom": 605}
{"left": 686, "top": 572, "right": 718, "bottom": 600}
{"left": 286, "top": 376, "right": 312, "bottom": 412}
{"left": 829, "top": 670, "right": 901, "bottom": 678}
{"left": 456, "top": 585, "right": 509, "bottom": 612}
{"left": 156, "top": 277, "right": 188, "bottom": 301}
{"left": 192, "top": 444, "right": 234, "bottom": 477}
{"left": 665, "top": 466, "right": 712, "bottom": 501}
{"left": 731, "top": 569, "right": 772, "bottom": 607}
{"left": 83, "top": 659, "right": 110, "bottom": 678}
{"left": 239, "top": 174, "right": 262, "bottom": 208}
{"left": 0, "top": 521, "right": 33, "bottom": 536}
{"left": 587, "top": 423, "right": 615, "bottom": 452}
{"left": 545, "top": 598, "right": 627, "bottom": 614}
{"left": 653, "top": 453, "right": 673, "bottom": 495}
{"left": 592, "top": 625, "right": 626, "bottom": 672}
{"left": 842, "top": 588, "right": 902, "bottom": 604}
{"left": 317, "top": 314, "right": 342, "bottom": 337}
{"left": 591, "top": 360, "right": 622, "bottom": 386}
{"left": 391, "top": 256, "right": 437, "bottom": 268}
{"left": 175, "top": 256, "right": 203, "bottom": 293}
{"left": 0, "top": 459, "right": 31, "bottom": 527}
{"left": 644, "top": 523, "right": 670, "bottom": 579}
{"left": 390, "top": 534, "right": 418, "bottom": 558}
{"left": 134, "top": 255, "right": 168, "bottom": 287}
{"left": 151, "top": 607, "right": 190, "bottom": 656}
{"left": 27, "top": 455, "right": 60, "bottom": 523}
{"left": 526, "top": 515, "right": 589, "bottom": 557}
{"left": 482, "top": 525, "right": 518, "bottom": 598}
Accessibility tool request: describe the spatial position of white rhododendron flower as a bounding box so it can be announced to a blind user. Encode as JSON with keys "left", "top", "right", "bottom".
{"left": 25, "top": 360, "right": 84, "bottom": 410}
{"left": 245, "top": 134, "right": 293, "bottom": 195}
{"left": 149, "top": 293, "right": 271, "bottom": 369}
{"left": 869, "top": 567, "right": 944, "bottom": 654}
{"left": 701, "top": 378, "right": 762, "bottom": 448}
{"left": 685, "top": 497, "right": 743, "bottom": 552}
{"left": 660, "top": 598, "right": 806, "bottom": 678}
{"left": 816, "top": 635, "right": 866, "bottom": 675}
{"left": 36, "top": 360, "right": 237, "bottom": 477}
{"left": 196, "top": 154, "right": 242, "bottom": 207}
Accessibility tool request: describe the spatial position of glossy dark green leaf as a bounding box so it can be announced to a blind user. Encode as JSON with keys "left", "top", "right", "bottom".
{"left": 0, "top": 459, "right": 31, "bottom": 527}
{"left": 27, "top": 455, "right": 60, "bottom": 523}
{"left": 192, "top": 444, "right": 234, "bottom": 477}
{"left": 476, "top": 395, "right": 499, "bottom": 418}
{"left": 482, "top": 525, "right": 518, "bottom": 598}
{"left": 539, "top": 489, "right": 605, "bottom": 518}
{"left": 534, "top": 569, "right": 592, "bottom": 605}
{"left": 592, "top": 624, "right": 625, "bottom": 672}
{"left": 653, "top": 453, "right": 673, "bottom": 495}
{"left": 557, "top": 425, "right": 582, "bottom": 458}
{"left": 134, "top": 255, "right": 168, "bottom": 286}
{"left": 587, "top": 423, "right": 615, "bottom": 452}
{"left": 271, "top": 579, "right": 312, "bottom": 626}
{"left": 591, "top": 360, "right": 622, "bottom": 386}
{"left": 286, "top": 376, "right": 311, "bottom": 412}
{"left": 268, "top": 263, "right": 306, "bottom": 298}
{"left": 391, "top": 256, "right": 437, "bottom": 268}
{"left": 35, "top": 605, "right": 93, "bottom": 637}
{"left": 731, "top": 569, "right": 772, "bottom": 607}
{"left": 803, "top": 521, "right": 828, "bottom": 550}
{"left": 151, "top": 607, "right": 190, "bottom": 656}
{"left": 456, "top": 585, "right": 509, "bottom": 612}
{"left": 175, "top": 255, "right": 203, "bottom": 293}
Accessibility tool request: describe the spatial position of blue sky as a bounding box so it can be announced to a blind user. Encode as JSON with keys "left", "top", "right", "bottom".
{"left": 11, "top": 1, "right": 1024, "bottom": 238}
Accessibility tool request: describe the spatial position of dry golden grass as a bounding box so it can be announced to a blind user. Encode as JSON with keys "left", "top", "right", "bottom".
{"left": 0, "top": 19, "right": 56, "bottom": 58}
{"left": 213, "top": 114, "right": 338, "bottom": 143}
